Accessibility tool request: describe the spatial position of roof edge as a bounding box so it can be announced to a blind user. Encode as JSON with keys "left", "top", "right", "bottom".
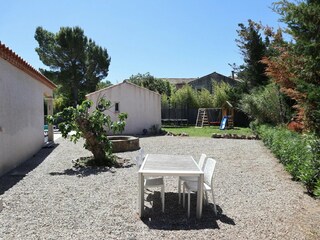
{"left": 86, "top": 80, "right": 161, "bottom": 97}
{"left": 0, "top": 42, "right": 56, "bottom": 90}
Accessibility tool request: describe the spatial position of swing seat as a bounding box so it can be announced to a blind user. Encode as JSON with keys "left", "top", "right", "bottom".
{"left": 209, "top": 121, "right": 220, "bottom": 126}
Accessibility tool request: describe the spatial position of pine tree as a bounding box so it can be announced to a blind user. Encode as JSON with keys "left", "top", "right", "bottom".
{"left": 35, "top": 26, "right": 111, "bottom": 107}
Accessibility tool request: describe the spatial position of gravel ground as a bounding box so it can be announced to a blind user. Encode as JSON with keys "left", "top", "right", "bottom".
{"left": 0, "top": 136, "right": 319, "bottom": 240}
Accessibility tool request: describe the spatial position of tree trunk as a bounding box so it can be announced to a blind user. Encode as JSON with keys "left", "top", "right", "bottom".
{"left": 76, "top": 117, "right": 114, "bottom": 166}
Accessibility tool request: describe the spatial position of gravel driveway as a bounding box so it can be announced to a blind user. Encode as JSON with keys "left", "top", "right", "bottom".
{"left": 0, "top": 136, "right": 319, "bottom": 240}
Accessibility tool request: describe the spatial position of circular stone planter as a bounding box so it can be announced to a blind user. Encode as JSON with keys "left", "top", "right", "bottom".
{"left": 108, "top": 136, "right": 140, "bottom": 153}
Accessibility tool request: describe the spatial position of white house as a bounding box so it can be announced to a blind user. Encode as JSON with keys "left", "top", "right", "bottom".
{"left": 86, "top": 81, "right": 161, "bottom": 135}
{"left": 0, "top": 43, "right": 56, "bottom": 177}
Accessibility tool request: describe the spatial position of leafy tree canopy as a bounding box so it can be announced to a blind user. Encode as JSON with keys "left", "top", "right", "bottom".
{"left": 212, "top": 81, "right": 231, "bottom": 108}
{"left": 35, "top": 26, "right": 111, "bottom": 107}
{"left": 48, "top": 98, "right": 127, "bottom": 166}
{"left": 170, "top": 85, "right": 198, "bottom": 109}
{"left": 96, "top": 80, "right": 112, "bottom": 90}
{"left": 128, "top": 72, "right": 173, "bottom": 96}
{"left": 264, "top": 0, "right": 320, "bottom": 135}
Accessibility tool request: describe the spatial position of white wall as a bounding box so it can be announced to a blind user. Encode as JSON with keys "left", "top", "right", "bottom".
{"left": 0, "top": 58, "right": 52, "bottom": 176}
{"left": 87, "top": 82, "right": 161, "bottom": 135}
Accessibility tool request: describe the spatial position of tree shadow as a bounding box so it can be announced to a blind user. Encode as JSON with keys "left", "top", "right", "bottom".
{"left": 49, "top": 161, "right": 135, "bottom": 177}
{"left": 0, "top": 143, "right": 59, "bottom": 194}
{"left": 49, "top": 167, "right": 113, "bottom": 177}
{"left": 141, "top": 191, "right": 235, "bottom": 230}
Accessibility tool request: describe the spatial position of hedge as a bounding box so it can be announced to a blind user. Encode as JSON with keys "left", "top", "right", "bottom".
{"left": 256, "top": 125, "right": 320, "bottom": 198}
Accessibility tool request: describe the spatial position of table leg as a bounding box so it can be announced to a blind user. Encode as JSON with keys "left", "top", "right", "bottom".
{"left": 138, "top": 172, "right": 144, "bottom": 217}
{"left": 196, "top": 173, "right": 204, "bottom": 219}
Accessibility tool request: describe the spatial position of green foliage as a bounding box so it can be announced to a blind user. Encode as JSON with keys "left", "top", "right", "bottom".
{"left": 161, "top": 94, "right": 170, "bottom": 108}
{"left": 171, "top": 85, "right": 199, "bottom": 109}
{"left": 196, "top": 89, "right": 214, "bottom": 108}
{"left": 96, "top": 80, "right": 112, "bottom": 90}
{"left": 212, "top": 81, "right": 231, "bottom": 107}
{"left": 257, "top": 125, "right": 320, "bottom": 197}
{"left": 128, "top": 72, "right": 172, "bottom": 96}
{"left": 48, "top": 98, "right": 127, "bottom": 166}
{"left": 272, "top": 0, "right": 320, "bottom": 136}
{"left": 239, "top": 83, "right": 291, "bottom": 125}
{"left": 35, "top": 26, "right": 111, "bottom": 107}
{"left": 236, "top": 20, "right": 270, "bottom": 89}
{"left": 226, "top": 81, "right": 249, "bottom": 108}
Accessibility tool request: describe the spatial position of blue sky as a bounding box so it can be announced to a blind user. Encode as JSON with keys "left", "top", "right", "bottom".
{"left": 0, "top": 0, "right": 283, "bottom": 84}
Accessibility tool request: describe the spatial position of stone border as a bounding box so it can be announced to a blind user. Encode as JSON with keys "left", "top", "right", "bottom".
{"left": 165, "top": 132, "right": 260, "bottom": 140}
{"left": 211, "top": 133, "right": 260, "bottom": 140}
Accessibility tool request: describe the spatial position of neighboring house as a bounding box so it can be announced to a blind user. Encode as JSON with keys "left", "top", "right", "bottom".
{"left": 162, "top": 72, "right": 239, "bottom": 93}
{"left": 86, "top": 81, "right": 161, "bottom": 135}
{"left": 188, "top": 71, "right": 239, "bottom": 94}
{"left": 0, "top": 43, "right": 56, "bottom": 177}
{"left": 161, "top": 78, "right": 196, "bottom": 90}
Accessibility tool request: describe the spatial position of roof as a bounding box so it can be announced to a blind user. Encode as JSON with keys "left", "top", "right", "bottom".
{"left": 161, "top": 78, "right": 197, "bottom": 85}
{"left": 0, "top": 42, "right": 56, "bottom": 90}
{"left": 86, "top": 80, "right": 161, "bottom": 97}
{"left": 189, "top": 71, "right": 241, "bottom": 86}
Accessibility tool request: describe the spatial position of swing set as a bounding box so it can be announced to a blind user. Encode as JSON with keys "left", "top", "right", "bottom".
{"left": 195, "top": 101, "right": 234, "bottom": 129}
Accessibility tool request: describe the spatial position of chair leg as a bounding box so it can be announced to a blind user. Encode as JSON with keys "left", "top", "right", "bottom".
{"left": 187, "top": 190, "right": 191, "bottom": 218}
{"left": 211, "top": 190, "right": 217, "bottom": 215}
{"left": 183, "top": 183, "right": 186, "bottom": 208}
{"left": 178, "top": 178, "right": 181, "bottom": 204}
{"left": 205, "top": 191, "right": 208, "bottom": 205}
{"left": 161, "top": 185, "right": 165, "bottom": 212}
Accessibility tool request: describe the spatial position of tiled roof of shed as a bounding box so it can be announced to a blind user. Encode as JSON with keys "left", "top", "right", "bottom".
{"left": 0, "top": 42, "right": 56, "bottom": 89}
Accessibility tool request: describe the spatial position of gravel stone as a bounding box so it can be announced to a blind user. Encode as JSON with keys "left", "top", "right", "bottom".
{"left": 0, "top": 136, "right": 319, "bottom": 240}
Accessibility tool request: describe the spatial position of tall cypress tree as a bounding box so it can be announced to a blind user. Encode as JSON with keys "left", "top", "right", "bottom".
{"left": 236, "top": 20, "right": 269, "bottom": 89}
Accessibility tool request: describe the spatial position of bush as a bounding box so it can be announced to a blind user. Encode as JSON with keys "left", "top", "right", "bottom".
{"left": 257, "top": 125, "right": 320, "bottom": 197}
{"left": 240, "top": 83, "right": 291, "bottom": 125}
{"left": 48, "top": 98, "right": 128, "bottom": 167}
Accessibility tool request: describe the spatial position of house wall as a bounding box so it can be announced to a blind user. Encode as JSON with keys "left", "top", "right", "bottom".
{"left": 0, "top": 58, "right": 53, "bottom": 176}
{"left": 86, "top": 82, "right": 161, "bottom": 135}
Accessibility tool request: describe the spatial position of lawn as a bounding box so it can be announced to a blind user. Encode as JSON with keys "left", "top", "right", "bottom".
{"left": 162, "top": 126, "right": 253, "bottom": 137}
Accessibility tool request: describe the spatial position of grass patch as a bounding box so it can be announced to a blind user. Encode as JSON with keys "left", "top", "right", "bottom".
{"left": 162, "top": 126, "right": 253, "bottom": 137}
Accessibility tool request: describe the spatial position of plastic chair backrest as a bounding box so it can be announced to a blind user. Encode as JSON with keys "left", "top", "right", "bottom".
{"left": 198, "top": 154, "right": 207, "bottom": 170}
{"left": 203, "top": 158, "right": 216, "bottom": 186}
{"left": 139, "top": 148, "right": 145, "bottom": 158}
{"left": 135, "top": 148, "right": 145, "bottom": 169}
{"left": 135, "top": 156, "right": 143, "bottom": 169}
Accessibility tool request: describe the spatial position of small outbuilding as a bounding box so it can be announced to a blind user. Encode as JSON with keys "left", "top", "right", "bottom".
{"left": 0, "top": 43, "right": 56, "bottom": 177}
{"left": 86, "top": 81, "right": 161, "bottom": 135}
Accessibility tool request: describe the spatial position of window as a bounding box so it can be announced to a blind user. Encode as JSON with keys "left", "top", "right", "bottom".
{"left": 115, "top": 102, "right": 119, "bottom": 112}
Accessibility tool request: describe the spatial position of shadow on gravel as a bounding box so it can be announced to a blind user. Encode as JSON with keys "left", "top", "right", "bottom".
{"left": 49, "top": 167, "right": 112, "bottom": 177}
{"left": 141, "top": 192, "right": 235, "bottom": 230}
{"left": 49, "top": 163, "right": 135, "bottom": 177}
{"left": 0, "top": 144, "right": 59, "bottom": 195}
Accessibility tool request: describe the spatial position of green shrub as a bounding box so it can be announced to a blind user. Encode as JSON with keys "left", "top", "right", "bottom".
{"left": 257, "top": 125, "right": 320, "bottom": 197}
{"left": 240, "top": 84, "right": 291, "bottom": 125}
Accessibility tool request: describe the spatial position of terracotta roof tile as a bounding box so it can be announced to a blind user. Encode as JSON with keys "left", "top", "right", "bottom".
{"left": 0, "top": 42, "right": 56, "bottom": 89}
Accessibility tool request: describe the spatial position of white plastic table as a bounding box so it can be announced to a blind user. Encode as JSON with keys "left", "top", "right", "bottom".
{"left": 138, "top": 154, "right": 204, "bottom": 219}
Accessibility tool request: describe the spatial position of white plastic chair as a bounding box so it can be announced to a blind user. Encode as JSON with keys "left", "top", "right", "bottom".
{"left": 183, "top": 157, "right": 217, "bottom": 218}
{"left": 178, "top": 154, "right": 207, "bottom": 204}
{"left": 135, "top": 148, "right": 165, "bottom": 212}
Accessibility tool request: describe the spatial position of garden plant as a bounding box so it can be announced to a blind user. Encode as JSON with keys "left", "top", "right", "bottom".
{"left": 48, "top": 98, "right": 127, "bottom": 167}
